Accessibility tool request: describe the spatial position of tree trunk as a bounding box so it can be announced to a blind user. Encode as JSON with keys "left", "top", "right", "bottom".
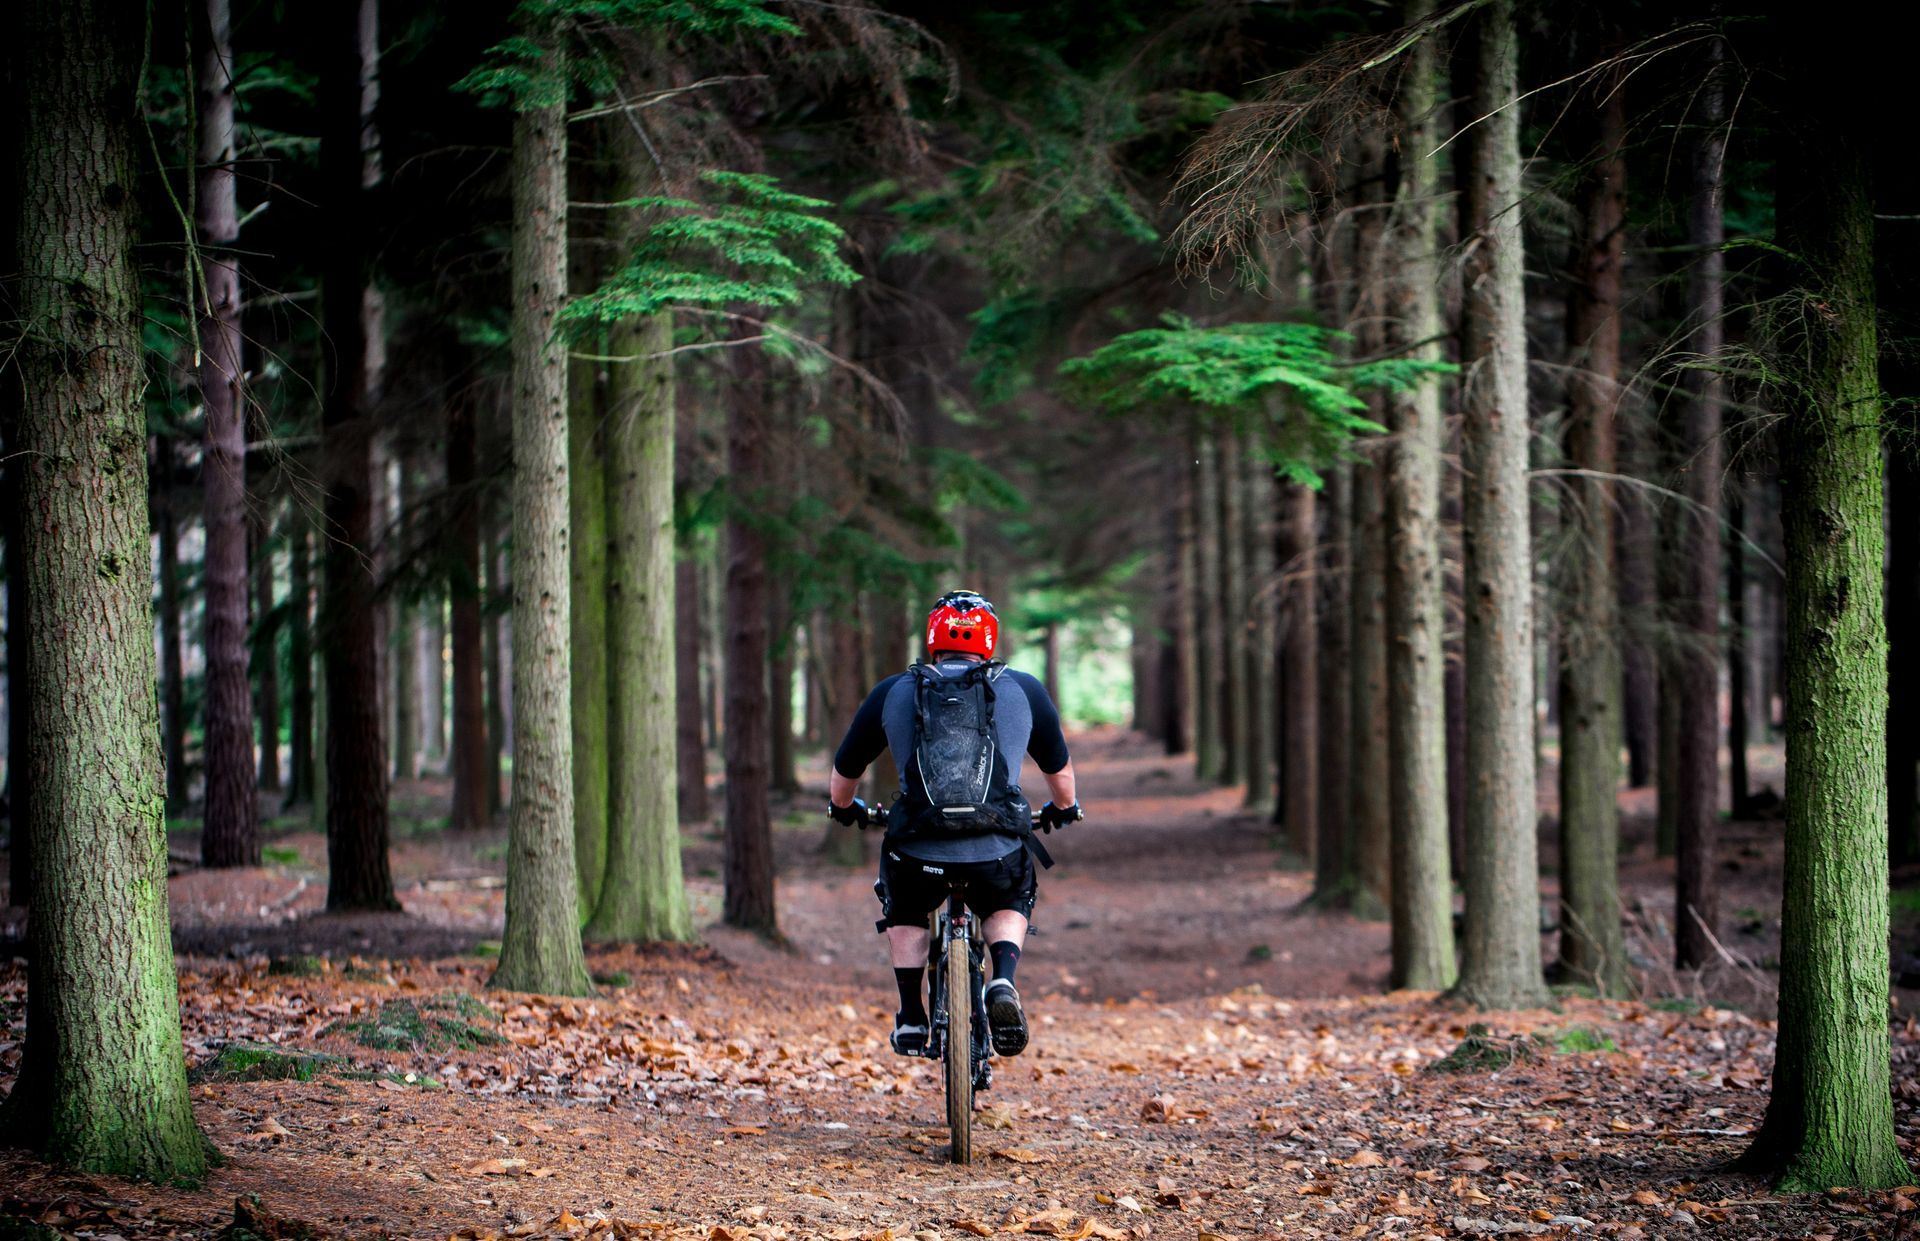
{"left": 1158, "top": 461, "right": 1189, "bottom": 754}
{"left": 675, "top": 556, "right": 709, "bottom": 822}
{"left": 320, "top": 0, "right": 395, "bottom": 910}
{"left": 1350, "top": 438, "right": 1391, "bottom": 918}
{"left": 1313, "top": 462, "right": 1354, "bottom": 904}
{"left": 723, "top": 337, "right": 777, "bottom": 933}
{"left": 1190, "top": 432, "right": 1221, "bottom": 781}
{"left": 486, "top": 528, "right": 508, "bottom": 816}
{"left": 821, "top": 602, "right": 867, "bottom": 866}
{"left": 390, "top": 461, "right": 417, "bottom": 782}
{"left": 253, "top": 502, "right": 281, "bottom": 792}
{"left": 1891, "top": 418, "right": 1920, "bottom": 867}
{"left": 1453, "top": 0, "right": 1547, "bottom": 1010}
{"left": 284, "top": 516, "right": 314, "bottom": 809}
{"left": 1618, "top": 436, "right": 1658, "bottom": 789}
{"left": 1742, "top": 47, "right": 1910, "bottom": 1186}
{"left": 1673, "top": 43, "right": 1726, "bottom": 970}
{"left": 1553, "top": 72, "right": 1629, "bottom": 996}
{"left": 1383, "top": 5, "right": 1455, "bottom": 989}
{"left": 196, "top": 0, "right": 257, "bottom": 867}
{"left": 569, "top": 267, "right": 608, "bottom": 913}
{"left": 422, "top": 600, "right": 446, "bottom": 769}
{"left": 1240, "top": 446, "right": 1271, "bottom": 810}
{"left": 1217, "top": 434, "right": 1246, "bottom": 788}
{"left": 153, "top": 439, "right": 189, "bottom": 813}
{"left": 490, "top": 33, "right": 592, "bottom": 996}
{"left": 588, "top": 304, "right": 690, "bottom": 942}
{"left": 447, "top": 398, "right": 489, "bottom": 832}
{"left": 1277, "top": 483, "right": 1316, "bottom": 856}
{"left": 4, "top": 417, "right": 28, "bottom": 904}
{"left": 2, "top": 0, "right": 210, "bottom": 1176}
{"left": 1728, "top": 473, "right": 1751, "bottom": 817}
{"left": 770, "top": 591, "right": 799, "bottom": 794}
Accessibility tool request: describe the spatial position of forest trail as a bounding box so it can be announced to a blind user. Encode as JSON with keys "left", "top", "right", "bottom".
{"left": 4, "top": 733, "right": 1917, "bottom": 1239}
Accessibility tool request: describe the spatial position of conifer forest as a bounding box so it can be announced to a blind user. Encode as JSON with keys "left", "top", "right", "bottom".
{"left": 6, "top": 0, "right": 1920, "bottom": 1236}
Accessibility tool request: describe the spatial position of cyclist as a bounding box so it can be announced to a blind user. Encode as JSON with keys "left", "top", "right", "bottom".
{"left": 827, "top": 589, "right": 1084, "bottom": 1061}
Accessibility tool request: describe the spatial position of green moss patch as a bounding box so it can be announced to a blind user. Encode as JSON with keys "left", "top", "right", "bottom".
{"left": 1546, "top": 1024, "right": 1617, "bottom": 1054}
{"left": 328, "top": 992, "right": 503, "bottom": 1052}
{"left": 266, "top": 955, "right": 326, "bottom": 978}
{"left": 194, "top": 1043, "right": 338, "bottom": 1084}
{"left": 1425, "top": 1023, "right": 1540, "bottom": 1074}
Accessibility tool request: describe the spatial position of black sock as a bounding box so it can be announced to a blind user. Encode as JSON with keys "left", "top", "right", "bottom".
{"left": 894, "top": 967, "right": 926, "bottom": 1024}
{"left": 989, "top": 940, "right": 1021, "bottom": 984}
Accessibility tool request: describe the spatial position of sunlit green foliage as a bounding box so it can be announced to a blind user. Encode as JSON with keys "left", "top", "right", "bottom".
{"left": 560, "top": 172, "right": 856, "bottom": 332}
{"left": 1057, "top": 314, "right": 1452, "bottom": 484}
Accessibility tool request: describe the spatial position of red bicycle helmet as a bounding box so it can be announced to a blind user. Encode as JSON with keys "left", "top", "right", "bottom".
{"left": 925, "top": 589, "right": 999, "bottom": 660}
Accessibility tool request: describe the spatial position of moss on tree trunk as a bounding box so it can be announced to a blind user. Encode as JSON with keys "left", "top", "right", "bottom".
{"left": 588, "top": 306, "right": 690, "bottom": 943}
{"left": 1740, "top": 30, "right": 1911, "bottom": 1190}
{"left": 4, "top": 0, "right": 211, "bottom": 1180}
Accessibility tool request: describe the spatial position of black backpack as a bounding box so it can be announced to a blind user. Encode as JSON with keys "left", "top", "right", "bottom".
{"left": 890, "top": 660, "right": 1045, "bottom": 861}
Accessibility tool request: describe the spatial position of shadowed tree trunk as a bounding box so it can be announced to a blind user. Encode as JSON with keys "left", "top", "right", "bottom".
{"left": 1673, "top": 41, "right": 1726, "bottom": 970}
{"left": 284, "top": 516, "right": 314, "bottom": 809}
{"left": 588, "top": 299, "right": 690, "bottom": 942}
{"left": 675, "top": 559, "right": 709, "bottom": 822}
{"left": 1618, "top": 469, "right": 1658, "bottom": 790}
{"left": 1453, "top": 0, "right": 1547, "bottom": 1010}
{"left": 486, "top": 528, "right": 508, "bottom": 817}
{"left": 320, "top": 0, "right": 395, "bottom": 910}
{"left": 447, "top": 397, "right": 489, "bottom": 833}
{"left": 1383, "top": 4, "right": 1455, "bottom": 990}
{"left": 568, "top": 212, "right": 608, "bottom": 912}
{"left": 770, "top": 591, "right": 799, "bottom": 795}
{"left": 1217, "top": 434, "right": 1247, "bottom": 788}
{"left": 821, "top": 601, "right": 867, "bottom": 866}
{"left": 490, "top": 24, "right": 591, "bottom": 996}
{"left": 1728, "top": 471, "right": 1751, "bottom": 817}
{"left": 4, "top": 417, "right": 27, "bottom": 905}
{"left": 1242, "top": 445, "right": 1271, "bottom": 810}
{"left": 1276, "top": 482, "right": 1316, "bottom": 856}
{"left": 253, "top": 502, "right": 281, "bottom": 793}
{"left": 153, "top": 439, "right": 189, "bottom": 813}
{"left": 1158, "top": 461, "right": 1189, "bottom": 755}
{"left": 1191, "top": 432, "right": 1221, "bottom": 782}
{"left": 1, "top": 0, "right": 211, "bottom": 1176}
{"left": 1741, "top": 31, "right": 1910, "bottom": 1185}
{"left": 1554, "top": 71, "right": 1629, "bottom": 996}
{"left": 390, "top": 460, "right": 418, "bottom": 782}
{"left": 723, "top": 337, "right": 777, "bottom": 933}
{"left": 198, "top": 0, "right": 257, "bottom": 868}
{"left": 1309, "top": 170, "right": 1353, "bottom": 905}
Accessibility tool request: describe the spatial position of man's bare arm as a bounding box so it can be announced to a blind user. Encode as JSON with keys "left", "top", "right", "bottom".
{"left": 829, "top": 769, "right": 861, "bottom": 808}
{"left": 1042, "top": 760, "right": 1076, "bottom": 809}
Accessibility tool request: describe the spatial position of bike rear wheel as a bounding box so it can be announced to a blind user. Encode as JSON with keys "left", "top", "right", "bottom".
{"left": 943, "top": 933, "right": 973, "bottom": 1164}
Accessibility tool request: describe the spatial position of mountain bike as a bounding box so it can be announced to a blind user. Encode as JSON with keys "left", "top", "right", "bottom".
{"left": 854, "top": 804, "right": 1003, "bottom": 1165}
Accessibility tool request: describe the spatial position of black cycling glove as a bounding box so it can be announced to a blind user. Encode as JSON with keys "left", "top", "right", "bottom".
{"left": 827, "top": 797, "right": 868, "bottom": 827}
{"left": 1037, "top": 801, "right": 1084, "bottom": 832}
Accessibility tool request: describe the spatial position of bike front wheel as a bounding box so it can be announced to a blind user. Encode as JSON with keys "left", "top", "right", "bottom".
{"left": 943, "top": 933, "right": 973, "bottom": 1164}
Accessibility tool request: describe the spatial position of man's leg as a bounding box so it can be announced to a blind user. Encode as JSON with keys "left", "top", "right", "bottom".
{"left": 982, "top": 910, "right": 1027, "bottom": 985}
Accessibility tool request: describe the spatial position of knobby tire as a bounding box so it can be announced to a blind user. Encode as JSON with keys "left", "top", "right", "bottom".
{"left": 944, "top": 933, "right": 973, "bottom": 1164}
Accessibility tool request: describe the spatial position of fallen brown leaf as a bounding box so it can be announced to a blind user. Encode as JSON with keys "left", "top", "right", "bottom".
{"left": 951, "top": 1222, "right": 993, "bottom": 1237}
{"left": 992, "top": 1148, "right": 1052, "bottom": 1164}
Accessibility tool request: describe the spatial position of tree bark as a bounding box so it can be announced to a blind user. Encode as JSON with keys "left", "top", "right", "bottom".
{"left": 1727, "top": 472, "right": 1751, "bottom": 817}
{"left": 485, "top": 527, "right": 508, "bottom": 817}
{"left": 568, "top": 241, "right": 608, "bottom": 912}
{"left": 1673, "top": 42, "right": 1726, "bottom": 970}
{"left": 490, "top": 32, "right": 592, "bottom": 996}
{"left": 320, "top": 0, "right": 395, "bottom": 910}
{"left": 1217, "top": 434, "right": 1246, "bottom": 788}
{"left": 675, "top": 558, "right": 709, "bottom": 822}
{"left": 1190, "top": 432, "right": 1221, "bottom": 782}
{"left": 2, "top": 0, "right": 210, "bottom": 1176}
{"left": 1242, "top": 445, "right": 1271, "bottom": 811}
{"left": 821, "top": 601, "right": 867, "bottom": 865}
{"left": 1553, "top": 72, "right": 1629, "bottom": 995}
{"left": 1313, "top": 462, "right": 1354, "bottom": 903}
{"left": 1453, "top": 0, "right": 1547, "bottom": 1010}
{"left": 1383, "top": 3, "right": 1455, "bottom": 989}
{"left": 1742, "top": 45, "right": 1910, "bottom": 1186}
{"left": 1158, "top": 460, "right": 1189, "bottom": 754}
{"left": 196, "top": 0, "right": 257, "bottom": 867}
{"left": 723, "top": 336, "right": 777, "bottom": 933}
{"left": 253, "top": 501, "right": 281, "bottom": 792}
{"left": 1618, "top": 432, "right": 1658, "bottom": 789}
{"left": 4, "top": 417, "right": 28, "bottom": 904}
{"left": 284, "top": 515, "right": 314, "bottom": 809}
{"left": 447, "top": 397, "right": 489, "bottom": 832}
{"left": 770, "top": 590, "right": 799, "bottom": 794}
{"left": 1277, "top": 483, "right": 1316, "bottom": 856}
{"left": 153, "top": 439, "right": 189, "bottom": 813}
{"left": 390, "top": 459, "right": 418, "bottom": 782}
{"left": 588, "top": 304, "right": 690, "bottom": 942}
{"left": 1350, "top": 436, "right": 1391, "bottom": 918}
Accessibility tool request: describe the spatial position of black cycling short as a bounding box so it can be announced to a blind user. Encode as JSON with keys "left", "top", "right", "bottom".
{"left": 874, "top": 845, "right": 1037, "bottom": 931}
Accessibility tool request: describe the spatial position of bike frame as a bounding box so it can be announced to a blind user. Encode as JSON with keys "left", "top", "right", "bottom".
{"left": 924, "top": 891, "right": 986, "bottom": 1076}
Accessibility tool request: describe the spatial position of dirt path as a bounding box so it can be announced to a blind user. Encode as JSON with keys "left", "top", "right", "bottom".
{"left": 2, "top": 730, "right": 1918, "bottom": 1239}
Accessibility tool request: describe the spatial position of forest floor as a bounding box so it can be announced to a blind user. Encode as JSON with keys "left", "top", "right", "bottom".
{"left": 4, "top": 729, "right": 1920, "bottom": 1240}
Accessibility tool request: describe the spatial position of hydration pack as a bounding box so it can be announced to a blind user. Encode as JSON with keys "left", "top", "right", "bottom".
{"left": 891, "top": 660, "right": 1034, "bottom": 847}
